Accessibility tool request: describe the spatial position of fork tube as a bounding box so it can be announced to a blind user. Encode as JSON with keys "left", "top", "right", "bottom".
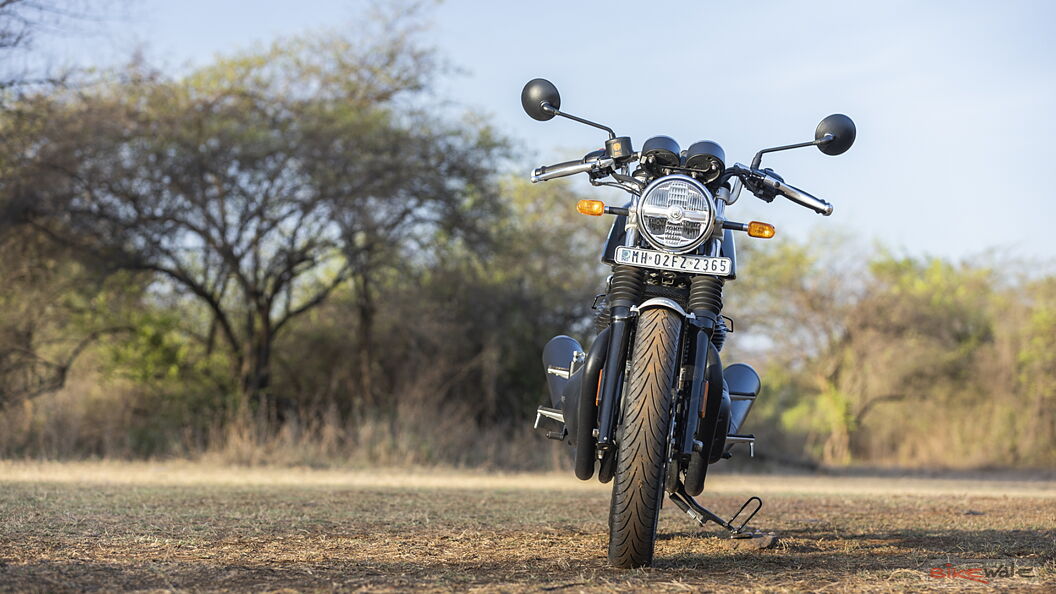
{"left": 595, "top": 265, "right": 645, "bottom": 453}
{"left": 681, "top": 327, "right": 723, "bottom": 456}
{"left": 595, "top": 310, "right": 630, "bottom": 452}
{"left": 682, "top": 270, "right": 726, "bottom": 462}
{"left": 680, "top": 326, "right": 705, "bottom": 456}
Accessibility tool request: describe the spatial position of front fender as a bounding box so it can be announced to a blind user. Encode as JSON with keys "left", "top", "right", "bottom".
{"left": 634, "top": 297, "right": 693, "bottom": 319}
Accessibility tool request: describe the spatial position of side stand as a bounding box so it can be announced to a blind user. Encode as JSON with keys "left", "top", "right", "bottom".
{"left": 668, "top": 482, "right": 763, "bottom": 538}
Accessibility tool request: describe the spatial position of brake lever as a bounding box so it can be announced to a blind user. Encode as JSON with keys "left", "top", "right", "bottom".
{"left": 725, "top": 164, "right": 782, "bottom": 203}
{"left": 748, "top": 167, "right": 833, "bottom": 215}
{"left": 753, "top": 168, "right": 784, "bottom": 202}
{"left": 724, "top": 165, "right": 771, "bottom": 203}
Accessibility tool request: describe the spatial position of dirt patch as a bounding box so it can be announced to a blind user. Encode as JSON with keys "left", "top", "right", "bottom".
{"left": 1, "top": 462, "right": 1053, "bottom": 592}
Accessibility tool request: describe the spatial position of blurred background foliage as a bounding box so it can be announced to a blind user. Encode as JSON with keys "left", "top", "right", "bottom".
{"left": 0, "top": 4, "right": 1052, "bottom": 470}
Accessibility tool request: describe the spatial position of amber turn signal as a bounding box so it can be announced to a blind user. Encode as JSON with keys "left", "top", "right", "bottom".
{"left": 576, "top": 200, "right": 606, "bottom": 216}
{"left": 747, "top": 221, "right": 776, "bottom": 239}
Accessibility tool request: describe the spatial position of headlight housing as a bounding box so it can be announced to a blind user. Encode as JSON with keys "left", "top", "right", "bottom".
{"left": 636, "top": 174, "right": 716, "bottom": 253}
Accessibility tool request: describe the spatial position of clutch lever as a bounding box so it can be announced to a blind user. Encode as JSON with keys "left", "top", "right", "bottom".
{"left": 531, "top": 156, "right": 614, "bottom": 183}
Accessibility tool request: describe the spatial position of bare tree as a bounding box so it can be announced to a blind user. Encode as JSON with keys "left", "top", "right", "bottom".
{"left": 2, "top": 27, "right": 505, "bottom": 418}
{"left": 0, "top": 0, "right": 113, "bottom": 91}
{"left": 0, "top": 226, "right": 135, "bottom": 408}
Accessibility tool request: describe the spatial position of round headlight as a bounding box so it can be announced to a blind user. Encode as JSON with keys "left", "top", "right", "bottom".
{"left": 636, "top": 174, "right": 716, "bottom": 253}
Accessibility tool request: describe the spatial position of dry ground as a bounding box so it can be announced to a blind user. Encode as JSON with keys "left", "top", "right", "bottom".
{"left": 0, "top": 462, "right": 1053, "bottom": 592}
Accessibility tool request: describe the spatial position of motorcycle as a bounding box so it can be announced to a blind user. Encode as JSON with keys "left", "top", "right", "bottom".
{"left": 525, "top": 78, "right": 856, "bottom": 568}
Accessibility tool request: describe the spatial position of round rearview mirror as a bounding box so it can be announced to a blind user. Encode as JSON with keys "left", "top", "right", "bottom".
{"left": 815, "top": 114, "right": 856, "bottom": 155}
{"left": 521, "top": 78, "right": 561, "bottom": 121}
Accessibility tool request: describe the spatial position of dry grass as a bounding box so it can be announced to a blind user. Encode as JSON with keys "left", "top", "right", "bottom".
{"left": 1, "top": 462, "right": 1053, "bottom": 592}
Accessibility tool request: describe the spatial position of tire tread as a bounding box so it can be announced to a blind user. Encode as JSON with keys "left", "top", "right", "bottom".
{"left": 607, "top": 308, "right": 680, "bottom": 568}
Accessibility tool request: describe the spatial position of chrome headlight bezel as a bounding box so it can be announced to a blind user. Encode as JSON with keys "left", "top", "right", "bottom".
{"left": 635, "top": 174, "right": 716, "bottom": 254}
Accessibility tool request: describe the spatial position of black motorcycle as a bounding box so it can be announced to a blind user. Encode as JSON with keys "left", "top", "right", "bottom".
{"left": 525, "top": 78, "right": 856, "bottom": 568}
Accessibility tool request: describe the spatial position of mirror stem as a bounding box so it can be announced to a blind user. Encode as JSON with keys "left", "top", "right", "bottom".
{"left": 543, "top": 102, "right": 617, "bottom": 140}
{"left": 750, "top": 134, "right": 834, "bottom": 169}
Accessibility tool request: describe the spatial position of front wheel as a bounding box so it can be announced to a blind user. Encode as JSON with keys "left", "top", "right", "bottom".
{"left": 607, "top": 308, "right": 681, "bottom": 568}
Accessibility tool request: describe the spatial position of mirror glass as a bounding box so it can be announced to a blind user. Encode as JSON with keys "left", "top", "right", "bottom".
{"left": 815, "top": 114, "right": 856, "bottom": 155}
{"left": 521, "top": 78, "right": 561, "bottom": 121}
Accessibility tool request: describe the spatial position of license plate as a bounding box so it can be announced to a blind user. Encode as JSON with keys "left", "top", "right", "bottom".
{"left": 614, "top": 247, "right": 732, "bottom": 276}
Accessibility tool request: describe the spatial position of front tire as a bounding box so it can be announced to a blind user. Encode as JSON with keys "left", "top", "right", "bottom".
{"left": 607, "top": 308, "right": 681, "bottom": 568}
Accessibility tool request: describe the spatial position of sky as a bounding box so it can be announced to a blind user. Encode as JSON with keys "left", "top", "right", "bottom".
{"left": 32, "top": 0, "right": 1056, "bottom": 261}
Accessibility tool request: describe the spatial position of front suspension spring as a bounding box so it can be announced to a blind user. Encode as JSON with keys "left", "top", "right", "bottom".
{"left": 608, "top": 265, "right": 646, "bottom": 310}
{"left": 688, "top": 275, "right": 724, "bottom": 326}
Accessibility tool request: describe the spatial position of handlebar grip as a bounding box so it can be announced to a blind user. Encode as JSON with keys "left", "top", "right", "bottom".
{"left": 778, "top": 182, "right": 833, "bottom": 216}
{"left": 732, "top": 165, "right": 835, "bottom": 215}
{"left": 531, "top": 159, "right": 595, "bottom": 183}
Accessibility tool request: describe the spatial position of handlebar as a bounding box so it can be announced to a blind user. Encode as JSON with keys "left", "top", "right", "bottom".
{"left": 724, "top": 164, "right": 834, "bottom": 216}
{"left": 531, "top": 156, "right": 614, "bottom": 183}
{"left": 777, "top": 181, "right": 833, "bottom": 216}
{"left": 758, "top": 174, "right": 834, "bottom": 216}
{"left": 530, "top": 156, "right": 834, "bottom": 216}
